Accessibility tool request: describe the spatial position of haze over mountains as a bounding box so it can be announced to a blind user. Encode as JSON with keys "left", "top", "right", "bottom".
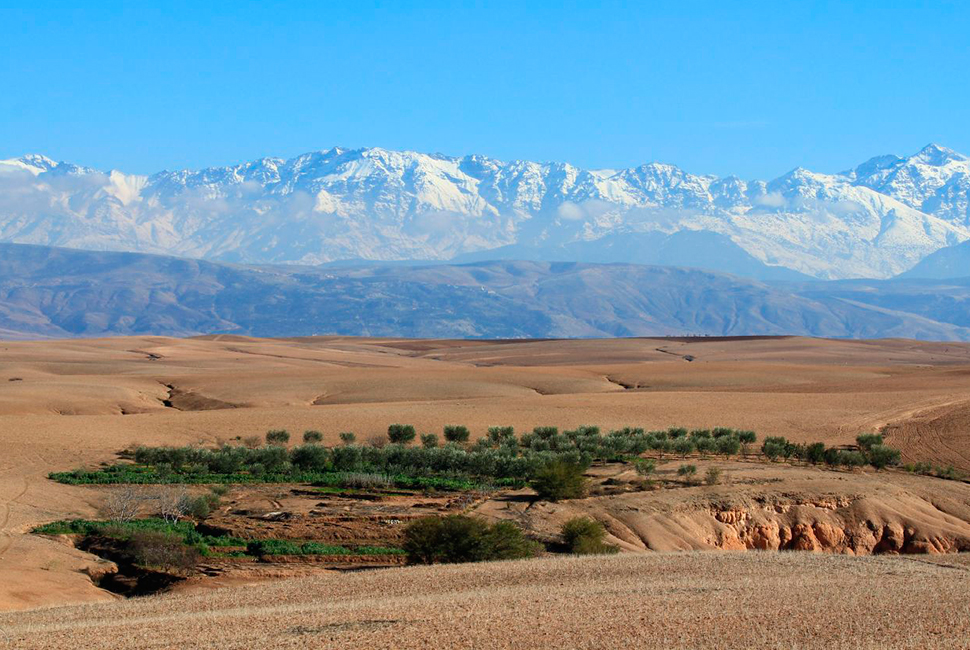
{"left": 2, "top": 144, "right": 970, "bottom": 280}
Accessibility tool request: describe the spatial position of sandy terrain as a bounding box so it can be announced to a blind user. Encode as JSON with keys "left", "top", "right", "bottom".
{"left": 3, "top": 334, "right": 970, "bottom": 621}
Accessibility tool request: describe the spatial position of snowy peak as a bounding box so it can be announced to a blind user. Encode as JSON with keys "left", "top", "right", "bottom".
{"left": 912, "top": 143, "right": 968, "bottom": 166}
{"left": 1, "top": 144, "right": 970, "bottom": 280}
{"left": 0, "top": 153, "right": 59, "bottom": 175}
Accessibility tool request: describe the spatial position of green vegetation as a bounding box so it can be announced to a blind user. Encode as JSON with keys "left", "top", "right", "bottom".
{"left": 302, "top": 430, "right": 323, "bottom": 444}
{"left": 420, "top": 433, "right": 439, "bottom": 448}
{"left": 704, "top": 467, "right": 722, "bottom": 485}
{"left": 560, "top": 517, "right": 618, "bottom": 555}
{"left": 246, "top": 539, "right": 403, "bottom": 557}
{"left": 443, "top": 425, "right": 470, "bottom": 443}
{"left": 33, "top": 518, "right": 404, "bottom": 565}
{"left": 339, "top": 432, "right": 356, "bottom": 445}
{"left": 387, "top": 424, "right": 416, "bottom": 445}
{"left": 402, "top": 515, "right": 539, "bottom": 564}
{"left": 677, "top": 464, "right": 698, "bottom": 483}
{"left": 265, "top": 429, "right": 290, "bottom": 445}
{"left": 530, "top": 460, "right": 588, "bottom": 501}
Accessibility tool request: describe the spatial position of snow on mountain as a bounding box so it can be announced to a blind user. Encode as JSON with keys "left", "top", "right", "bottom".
{"left": 0, "top": 144, "right": 968, "bottom": 279}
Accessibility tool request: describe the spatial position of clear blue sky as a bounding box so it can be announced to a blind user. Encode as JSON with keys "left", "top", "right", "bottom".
{"left": 2, "top": 1, "right": 969, "bottom": 179}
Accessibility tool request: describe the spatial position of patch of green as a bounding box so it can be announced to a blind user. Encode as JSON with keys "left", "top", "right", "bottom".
{"left": 32, "top": 518, "right": 247, "bottom": 555}
{"left": 246, "top": 538, "right": 404, "bottom": 557}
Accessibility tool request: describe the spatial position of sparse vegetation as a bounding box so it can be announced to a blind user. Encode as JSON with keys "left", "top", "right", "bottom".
{"left": 560, "top": 517, "right": 618, "bottom": 555}
{"left": 420, "top": 433, "right": 439, "bottom": 448}
{"left": 402, "top": 515, "right": 539, "bottom": 564}
{"left": 339, "top": 432, "right": 356, "bottom": 445}
{"left": 704, "top": 467, "right": 722, "bottom": 485}
{"left": 677, "top": 464, "right": 698, "bottom": 484}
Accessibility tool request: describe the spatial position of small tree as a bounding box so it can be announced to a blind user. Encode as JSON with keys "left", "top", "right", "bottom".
{"left": 242, "top": 435, "right": 262, "bottom": 449}
{"left": 100, "top": 486, "right": 151, "bottom": 522}
{"left": 420, "top": 433, "right": 439, "bottom": 448}
{"left": 487, "top": 426, "right": 515, "bottom": 446}
{"left": 531, "top": 460, "right": 588, "bottom": 501}
{"left": 805, "top": 442, "right": 827, "bottom": 465}
{"left": 155, "top": 486, "right": 191, "bottom": 524}
{"left": 561, "top": 517, "right": 618, "bottom": 555}
{"left": 302, "top": 430, "right": 323, "bottom": 444}
{"left": 265, "top": 429, "right": 290, "bottom": 446}
{"left": 634, "top": 458, "right": 656, "bottom": 476}
{"left": 673, "top": 438, "right": 695, "bottom": 459}
{"left": 388, "top": 424, "right": 417, "bottom": 445}
{"left": 694, "top": 436, "right": 715, "bottom": 458}
{"left": 856, "top": 433, "right": 884, "bottom": 452}
{"left": 443, "top": 425, "right": 470, "bottom": 444}
{"left": 402, "top": 515, "right": 538, "bottom": 564}
{"left": 677, "top": 464, "right": 698, "bottom": 484}
{"left": 738, "top": 431, "right": 757, "bottom": 456}
{"left": 704, "top": 467, "right": 722, "bottom": 485}
{"left": 339, "top": 432, "right": 356, "bottom": 446}
{"left": 867, "top": 444, "right": 901, "bottom": 470}
{"left": 716, "top": 436, "right": 740, "bottom": 458}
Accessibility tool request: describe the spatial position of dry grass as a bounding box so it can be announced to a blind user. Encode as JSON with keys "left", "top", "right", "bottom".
{"left": 2, "top": 552, "right": 969, "bottom": 649}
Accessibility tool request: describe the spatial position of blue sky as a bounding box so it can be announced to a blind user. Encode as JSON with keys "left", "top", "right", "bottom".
{"left": 2, "top": 1, "right": 969, "bottom": 178}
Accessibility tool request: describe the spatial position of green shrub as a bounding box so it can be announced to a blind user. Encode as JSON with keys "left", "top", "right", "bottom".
{"left": 531, "top": 460, "right": 588, "bottom": 501}
{"left": 805, "top": 442, "right": 827, "bottom": 465}
{"left": 265, "top": 429, "right": 290, "bottom": 445}
{"left": 388, "top": 424, "right": 417, "bottom": 445}
{"left": 704, "top": 467, "right": 722, "bottom": 485}
{"left": 856, "top": 433, "right": 884, "bottom": 452}
{"left": 443, "top": 425, "right": 470, "bottom": 443}
{"left": 402, "top": 515, "right": 539, "bottom": 564}
{"left": 715, "top": 436, "right": 741, "bottom": 457}
{"left": 302, "top": 430, "right": 323, "bottom": 444}
{"left": 420, "top": 433, "right": 439, "bottom": 449}
{"left": 737, "top": 430, "right": 757, "bottom": 455}
{"left": 339, "top": 432, "right": 356, "bottom": 445}
{"left": 672, "top": 438, "right": 695, "bottom": 458}
{"left": 633, "top": 458, "right": 656, "bottom": 476}
{"left": 560, "top": 517, "right": 618, "bottom": 555}
{"left": 867, "top": 444, "right": 901, "bottom": 469}
{"left": 677, "top": 464, "right": 698, "bottom": 483}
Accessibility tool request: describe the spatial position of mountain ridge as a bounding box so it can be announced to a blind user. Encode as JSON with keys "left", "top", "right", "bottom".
{"left": 3, "top": 242, "right": 970, "bottom": 341}
{"left": 1, "top": 143, "right": 969, "bottom": 280}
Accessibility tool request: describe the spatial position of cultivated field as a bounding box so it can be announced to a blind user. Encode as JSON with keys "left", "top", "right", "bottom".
{"left": 3, "top": 552, "right": 970, "bottom": 649}
{"left": 2, "top": 334, "right": 970, "bottom": 646}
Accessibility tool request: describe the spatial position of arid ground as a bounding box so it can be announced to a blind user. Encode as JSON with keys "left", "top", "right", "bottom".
{"left": 3, "top": 335, "right": 970, "bottom": 647}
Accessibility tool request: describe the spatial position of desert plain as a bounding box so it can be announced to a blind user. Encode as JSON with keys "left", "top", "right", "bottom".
{"left": 2, "top": 334, "right": 970, "bottom": 648}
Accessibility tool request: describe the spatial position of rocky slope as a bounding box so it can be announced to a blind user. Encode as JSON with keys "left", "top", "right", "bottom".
{"left": 1, "top": 144, "right": 969, "bottom": 279}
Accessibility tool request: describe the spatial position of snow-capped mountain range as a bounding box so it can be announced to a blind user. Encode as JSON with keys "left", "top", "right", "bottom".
{"left": 1, "top": 144, "right": 968, "bottom": 279}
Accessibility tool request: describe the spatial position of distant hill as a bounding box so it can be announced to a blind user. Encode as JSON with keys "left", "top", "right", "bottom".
{"left": 3, "top": 243, "right": 970, "bottom": 340}
{"left": 898, "top": 239, "right": 970, "bottom": 279}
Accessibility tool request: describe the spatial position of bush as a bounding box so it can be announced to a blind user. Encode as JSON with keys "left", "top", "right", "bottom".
{"left": 242, "top": 435, "right": 262, "bottom": 449}
{"left": 302, "top": 430, "right": 323, "bottom": 444}
{"left": 805, "top": 442, "right": 827, "bottom": 465}
{"left": 856, "top": 433, "right": 884, "bottom": 452}
{"left": 531, "top": 460, "right": 588, "bottom": 501}
{"left": 420, "top": 433, "right": 439, "bottom": 449}
{"left": 560, "top": 517, "right": 618, "bottom": 555}
{"left": 388, "top": 424, "right": 416, "bottom": 445}
{"left": 402, "top": 515, "right": 539, "bottom": 564}
{"left": 704, "top": 467, "right": 722, "bottom": 485}
{"left": 738, "top": 430, "right": 757, "bottom": 455}
{"left": 867, "top": 444, "right": 901, "bottom": 469}
{"left": 677, "top": 464, "right": 698, "bottom": 483}
{"left": 339, "top": 432, "right": 356, "bottom": 445}
{"left": 443, "top": 425, "right": 470, "bottom": 444}
{"left": 633, "top": 458, "right": 656, "bottom": 476}
{"left": 715, "top": 436, "right": 740, "bottom": 457}
{"left": 128, "top": 530, "right": 201, "bottom": 571}
{"left": 265, "top": 429, "right": 290, "bottom": 445}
